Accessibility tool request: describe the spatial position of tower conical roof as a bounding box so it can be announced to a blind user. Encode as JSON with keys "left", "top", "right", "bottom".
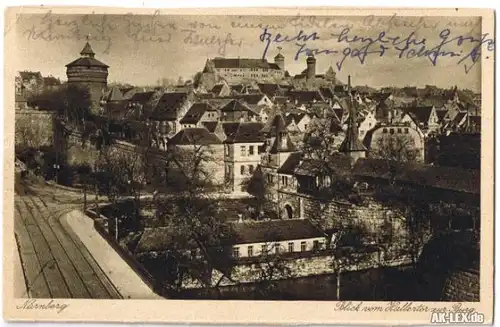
{"left": 80, "top": 42, "right": 95, "bottom": 57}
{"left": 339, "top": 96, "right": 367, "bottom": 153}
{"left": 274, "top": 52, "right": 285, "bottom": 60}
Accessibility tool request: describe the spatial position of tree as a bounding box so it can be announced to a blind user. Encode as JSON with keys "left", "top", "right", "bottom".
{"left": 243, "top": 166, "right": 279, "bottom": 220}
{"left": 94, "top": 147, "right": 144, "bottom": 239}
{"left": 150, "top": 140, "right": 232, "bottom": 292}
{"left": 373, "top": 133, "right": 420, "bottom": 162}
{"left": 15, "top": 114, "right": 53, "bottom": 153}
{"left": 247, "top": 240, "right": 295, "bottom": 299}
{"left": 372, "top": 180, "right": 433, "bottom": 266}
{"left": 30, "top": 84, "right": 92, "bottom": 125}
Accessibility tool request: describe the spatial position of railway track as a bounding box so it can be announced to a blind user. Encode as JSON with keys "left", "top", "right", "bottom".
{"left": 14, "top": 191, "right": 122, "bottom": 299}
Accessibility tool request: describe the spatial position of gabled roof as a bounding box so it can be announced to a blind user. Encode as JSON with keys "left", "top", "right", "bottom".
{"left": 128, "top": 91, "right": 155, "bottom": 104}
{"left": 202, "top": 121, "right": 219, "bottom": 133}
{"left": 287, "top": 91, "right": 325, "bottom": 104}
{"left": 211, "top": 58, "right": 282, "bottom": 70}
{"left": 228, "top": 219, "right": 324, "bottom": 245}
{"left": 222, "top": 122, "right": 265, "bottom": 143}
{"left": 168, "top": 127, "right": 222, "bottom": 146}
{"left": 103, "top": 86, "right": 125, "bottom": 102}
{"left": 319, "top": 86, "right": 335, "bottom": 99}
{"left": 294, "top": 154, "right": 353, "bottom": 177}
{"left": 436, "top": 109, "right": 448, "bottom": 122}
{"left": 257, "top": 83, "right": 281, "bottom": 98}
{"left": 179, "top": 102, "right": 216, "bottom": 124}
{"left": 211, "top": 83, "right": 228, "bottom": 95}
{"left": 230, "top": 84, "right": 246, "bottom": 93}
{"left": 237, "top": 93, "right": 267, "bottom": 105}
{"left": 220, "top": 99, "right": 255, "bottom": 113}
{"left": 277, "top": 152, "right": 303, "bottom": 175}
{"left": 269, "top": 133, "right": 297, "bottom": 153}
{"left": 151, "top": 92, "right": 188, "bottom": 120}
{"left": 403, "top": 106, "right": 434, "bottom": 125}
{"left": 263, "top": 113, "right": 288, "bottom": 136}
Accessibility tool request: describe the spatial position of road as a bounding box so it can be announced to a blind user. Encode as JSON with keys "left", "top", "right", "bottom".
{"left": 14, "top": 181, "right": 122, "bottom": 299}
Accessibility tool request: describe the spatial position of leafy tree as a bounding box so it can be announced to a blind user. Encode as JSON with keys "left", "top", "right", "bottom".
{"left": 30, "top": 84, "right": 92, "bottom": 125}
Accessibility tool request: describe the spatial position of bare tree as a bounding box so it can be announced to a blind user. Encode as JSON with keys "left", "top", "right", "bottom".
{"left": 373, "top": 133, "right": 420, "bottom": 162}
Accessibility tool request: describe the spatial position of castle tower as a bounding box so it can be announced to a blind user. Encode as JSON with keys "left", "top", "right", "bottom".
{"left": 274, "top": 49, "right": 285, "bottom": 71}
{"left": 66, "top": 39, "right": 109, "bottom": 114}
{"left": 306, "top": 55, "right": 316, "bottom": 81}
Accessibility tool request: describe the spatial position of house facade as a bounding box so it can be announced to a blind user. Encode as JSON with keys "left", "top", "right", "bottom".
{"left": 222, "top": 122, "right": 266, "bottom": 193}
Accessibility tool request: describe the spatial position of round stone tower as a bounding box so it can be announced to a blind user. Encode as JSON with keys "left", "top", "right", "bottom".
{"left": 274, "top": 52, "right": 285, "bottom": 71}
{"left": 66, "top": 41, "right": 109, "bottom": 114}
{"left": 306, "top": 54, "right": 316, "bottom": 80}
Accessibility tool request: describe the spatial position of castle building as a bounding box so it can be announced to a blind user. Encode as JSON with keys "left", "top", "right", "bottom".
{"left": 199, "top": 54, "right": 286, "bottom": 90}
{"left": 66, "top": 41, "right": 109, "bottom": 113}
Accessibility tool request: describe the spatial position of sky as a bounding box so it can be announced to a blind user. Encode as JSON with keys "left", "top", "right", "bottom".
{"left": 14, "top": 11, "right": 486, "bottom": 91}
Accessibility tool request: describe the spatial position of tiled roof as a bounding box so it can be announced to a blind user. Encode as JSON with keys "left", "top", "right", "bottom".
{"left": 269, "top": 133, "right": 297, "bottom": 153}
{"left": 222, "top": 122, "right": 265, "bottom": 143}
{"left": 66, "top": 57, "right": 109, "bottom": 68}
{"left": 287, "top": 91, "right": 325, "bottom": 104}
{"left": 277, "top": 152, "right": 303, "bottom": 174}
{"left": 257, "top": 83, "right": 281, "bottom": 98}
{"left": 263, "top": 113, "right": 288, "bottom": 136}
{"left": 168, "top": 127, "right": 222, "bottom": 146}
{"left": 180, "top": 102, "right": 216, "bottom": 124}
{"left": 211, "top": 84, "right": 225, "bottom": 94}
{"left": 436, "top": 109, "right": 448, "bottom": 122}
{"left": 228, "top": 219, "right": 324, "bottom": 245}
{"left": 294, "top": 155, "right": 353, "bottom": 177}
{"left": 220, "top": 99, "right": 255, "bottom": 113}
{"left": 80, "top": 42, "right": 95, "bottom": 56}
{"left": 237, "top": 94, "right": 267, "bottom": 105}
{"left": 211, "top": 58, "right": 282, "bottom": 70}
{"left": 103, "top": 86, "right": 125, "bottom": 102}
{"left": 319, "top": 86, "right": 335, "bottom": 99}
{"left": 202, "top": 121, "right": 218, "bottom": 133}
{"left": 403, "top": 106, "right": 434, "bottom": 125}
{"left": 151, "top": 92, "right": 188, "bottom": 120}
{"left": 352, "top": 158, "right": 480, "bottom": 194}
{"left": 128, "top": 91, "right": 155, "bottom": 104}
{"left": 230, "top": 84, "right": 246, "bottom": 93}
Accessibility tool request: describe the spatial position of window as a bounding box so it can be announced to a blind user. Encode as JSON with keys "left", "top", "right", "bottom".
{"left": 261, "top": 244, "right": 267, "bottom": 254}
{"left": 240, "top": 145, "right": 246, "bottom": 156}
{"left": 249, "top": 146, "right": 254, "bottom": 155}
{"left": 390, "top": 128, "right": 395, "bottom": 135}
{"left": 249, "top": 165, "right": 254, "bottom": 174}
{"left": 288, "top": 242, "right": 294, "bottom": 252}
{"left": 232, "top": 247, "right": 240, "bottom": 258}
{"left": 397, "top": 128, "right": 402, "bottom": 133}
{"left": 281, "top": 176, "right": 288, "bottom": 186}
{"left": 304, "top": 124, "right": 308, "bottom": 130}
{"left": 247, "top": 246, "right": 253, "bottom": 257}
{"left": 405, "top": 128, "right": 409, "bottom": 134}
{"left": 240, "top": 165, "right": 245, "bottom": 175}
{"left": 313, "top": 240, "right": 320, "bottom": 250}
{"left": 383, "top": 128, "right": 388, "bottom": 133}
{"left": 275, "top": 243, "right": 281, "bottom": 254}
{"left": 300, "top": 241, "right": 307, "bottom": 252}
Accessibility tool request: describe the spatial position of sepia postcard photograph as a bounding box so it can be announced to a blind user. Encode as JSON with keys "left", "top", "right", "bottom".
{"left": 2, "top": 5, "right": 495, "bottom": 325}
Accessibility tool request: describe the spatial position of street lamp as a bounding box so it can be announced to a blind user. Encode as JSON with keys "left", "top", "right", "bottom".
{"left": 53, "top": 163, "right": 60, "bottom": 184}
